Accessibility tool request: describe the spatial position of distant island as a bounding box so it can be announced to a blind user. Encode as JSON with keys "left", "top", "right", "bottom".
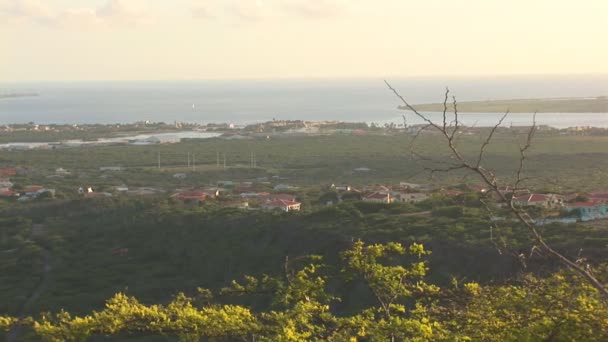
{"left": 405, "top": 96, "right": 608, "bottom": 113}
{"left": 0, "top": 92, "right": 39, "bottom": 99}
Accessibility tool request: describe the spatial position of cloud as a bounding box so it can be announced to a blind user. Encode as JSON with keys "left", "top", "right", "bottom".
{"left": 190, "top": 0, "right": 347, "bottom": 22}
{"left": 0, "top": 0, "right": 152, "bottom": 28}
{"left": 0, "top": 0, "right": 54, "bottom": 25}
{"left": 281, "top": 0, "right": 347, "bottom": 18}
{"left": 191, "top": 5, "right": 214, "bottom": 19}
{"left": 226, "top": 0, "right": 268, "bottom": 22}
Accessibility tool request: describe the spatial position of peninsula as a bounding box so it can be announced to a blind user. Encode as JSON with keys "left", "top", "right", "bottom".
{"left": 405, "top": 96, "right": 608, "bottom": 113}
{"left": 0, "top": 93, "right": 39, "bottom": 99}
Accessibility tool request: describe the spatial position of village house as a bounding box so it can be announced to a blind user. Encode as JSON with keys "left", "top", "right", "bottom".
{"left": 170, "top": 190, "right": 210, "bottom": 204}
{"left": 0, "top": 178, "right": 13, "bottom": 191}
{"left": 363, "top": 192, "right": 392, "bottom": 203}
{"left": 261, "top": 193, "right": 297, "bottom": 203}
{"left": 0, "top": 189, "right": 19, "bottom": 197}
{"left": 19, "top": 186, "right": 55, "bottom": 200}
{"left": 0, "top": 168, "right": 17, "bottom": 176}
{"left": 396, "top": 192, "right": 429, "bottom": 203}
{"left": 588, "top": 192, "right": 608, "bottom": 203}
{"left": 512, "top": 193, "right": 564, "bottom": 209}
{"left": 262, "top": 199, "right": 301, "bottom": 212}
{"left": 173, "top": 173, "right": 187, "bottom": 179}
{"left": 364, "top": 185, "right": 391, "bottom": 194}
{"left": 565, "top": 200, "right": 608, "bottom": 222}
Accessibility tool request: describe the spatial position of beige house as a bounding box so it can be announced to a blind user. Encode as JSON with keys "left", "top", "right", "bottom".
{"left": 397, "top": 192, "right": 429, "bottom": 203}
{"left": 363, "top": 192, "right": 392, "bottom": 203}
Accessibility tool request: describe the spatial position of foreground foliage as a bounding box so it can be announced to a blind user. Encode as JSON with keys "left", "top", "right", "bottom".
{"left": 3, "top": 242, "right": 607, "bottom": 341}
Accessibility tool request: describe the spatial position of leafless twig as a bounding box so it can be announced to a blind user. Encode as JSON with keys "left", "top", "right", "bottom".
{"left": 385, "top": 80, "right": 608, "bottom": 300}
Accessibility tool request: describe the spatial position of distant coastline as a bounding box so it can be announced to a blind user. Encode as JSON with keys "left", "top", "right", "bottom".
{"left": 0, "top": 92, "right": 39, "bottom": 99}
{"left": 405, "top": 96, "right": 608, "bottom": 113}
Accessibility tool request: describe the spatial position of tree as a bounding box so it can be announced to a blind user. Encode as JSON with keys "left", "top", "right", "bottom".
{"left": 385, "top": 81, "right": 608, "bottom": 300}
{"left": 341, "top": 241, "right": 442, "bottom": 341}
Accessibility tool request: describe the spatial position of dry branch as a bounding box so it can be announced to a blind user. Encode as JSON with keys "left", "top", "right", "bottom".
{"left": 385, "top": 80, "right": 608, "bottom": 300}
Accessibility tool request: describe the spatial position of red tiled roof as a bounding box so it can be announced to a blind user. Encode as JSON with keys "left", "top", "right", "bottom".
{"left": 264, "top": 199, "right": 301, "bottom": 208}
{"left": 365, "top": 192, "right": 389, "bottom": 199}
{"left": 171, "top": 191, "right": 209, "bottom": 201}
{"left": 24, "top": 186, "right": 44, "bottom": 193}
{"left": 513, "top": 193, "right": 552, "bottom": 203}
{"left": 0, "top": 168, "right": 17, "bottom": 176}
{"left": 0, "top": 190, "right": 17, "bottom": 196}
{"left": 263, "top": 194, "right": 296, "bottom": 202}
{"left": 567, "top": 201, "right": 600, "bottom": 208}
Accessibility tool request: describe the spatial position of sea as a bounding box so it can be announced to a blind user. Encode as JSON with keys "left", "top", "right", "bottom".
{"left": 0, "top": 75, "right": 607, "bottom": 128}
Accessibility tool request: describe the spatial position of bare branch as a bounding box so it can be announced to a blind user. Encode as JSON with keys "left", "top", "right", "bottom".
{"left": 477, "top": 111, "right": 509, "bottom": 168}
{"left": 386, "top": 81, "right": 608, "bottom": 300}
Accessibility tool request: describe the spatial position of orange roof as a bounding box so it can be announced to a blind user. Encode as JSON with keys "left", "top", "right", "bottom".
{"left": 263, "top": 194, "right": 297, "bottom": 202}
{"left": 171, "top": 191, "right": 209, "bottom": 201}
{"left": 568, "top": 201, "right": 601, "bottom": 208}
{"left": 513, "top": 194, "right": 551, "bottom": 203}
{"left": 265, "top": 199, "right": 301, "bottom": 207}
{"left": 365, "top": 192, "right": 389, "bottom": 199}
{"left": 24, "top": 186, "right": 44, "bottom": 193}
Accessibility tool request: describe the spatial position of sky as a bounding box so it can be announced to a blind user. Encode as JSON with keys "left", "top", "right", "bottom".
{"left": 1, "top": 0, "right": 607, "bottom": 82}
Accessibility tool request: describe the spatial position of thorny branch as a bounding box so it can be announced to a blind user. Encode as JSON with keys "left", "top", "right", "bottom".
{"left": 385, "top": 80, "right": 608, "bottom": 300}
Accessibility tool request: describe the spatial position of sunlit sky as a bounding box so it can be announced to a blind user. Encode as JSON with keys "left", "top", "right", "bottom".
{"left": 1, "top": 0, "right": 607, "bottom": 82}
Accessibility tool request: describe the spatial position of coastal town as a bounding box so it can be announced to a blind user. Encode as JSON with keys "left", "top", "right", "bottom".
{"left": 2, "top": 163, "right": 607, "bottom": 224}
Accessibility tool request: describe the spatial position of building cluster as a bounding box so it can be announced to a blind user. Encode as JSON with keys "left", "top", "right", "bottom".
{"left": 0, "top": 169, "right": 55, "bottom": 201}
{"left": 486, "top": 186, "right": 608, "bottom": 223}
{"left": 170, "top": 181, "right": 302, "bottom": 212}
{"left": 326, "top": 182, "right": 432, "bottom": 205}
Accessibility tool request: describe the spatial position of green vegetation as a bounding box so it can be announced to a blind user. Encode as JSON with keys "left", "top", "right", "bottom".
{"left": 2, "top": 237, "right": 607, "bottom": 341}
{"left": 409, "top": 96, "right": 608, "bottom": 113}
{"left": 4, "top": 131, "right": 608, "bottom": 192}
{"left": 3, "top": 130, "right": 608, "bottom": 340}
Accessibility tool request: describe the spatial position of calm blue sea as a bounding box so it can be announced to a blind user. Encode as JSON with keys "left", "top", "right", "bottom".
{"left": 0, "top": 76, "right": 606, "bottom": 128}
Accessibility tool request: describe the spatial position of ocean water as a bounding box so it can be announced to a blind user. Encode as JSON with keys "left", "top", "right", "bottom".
{"left": 0, "top": 76, "right": 607, "bottom": 128}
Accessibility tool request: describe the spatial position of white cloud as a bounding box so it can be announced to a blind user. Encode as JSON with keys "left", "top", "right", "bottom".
{"left": 190, "top": 0, "right": 347, "bottom": 22}
{"left": 281, "top": 0, "right": 347, "bottom": 18}
{"left": 191, "top": 5, "right": 214, "bottom": 19}
{"left": 0, "top": 0, "right": 152, "bottom": 28}
{"left": 226, "top": 0, "right": 268, "bottom": 21}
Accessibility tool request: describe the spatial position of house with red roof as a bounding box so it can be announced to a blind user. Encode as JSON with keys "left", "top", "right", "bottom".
{"left": 171, "top": 191, "right": 210, "bottom": 203}
{"left": 0, "top": 190, "right": 18, "bottom": 197}
{"left": 0, "top": 168, "right": 17, "bottom": 176}
{"left": 260, "top": 193, "right": 297, "bottom": 203}
{"left": 565, "top": 200, "right": 608, "bottom": 221}
{"left": 588, "top": 192, "right": 608, "bottom": 203}
{"left": 262, "top": 199, "right": 301, "bottom": 212}
{"left": 512, "top": 193, "right": 564, "bottom": 209}
{"left": 362, "top": 192, "right": 392, "bottom": 203}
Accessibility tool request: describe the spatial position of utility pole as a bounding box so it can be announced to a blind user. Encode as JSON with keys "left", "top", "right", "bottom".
{"left": 192, "top": 153, "right": 196, "bottom": 171}
{"left": 157, "top": 151, "right": 161, "bottom": 170}
{"left": 254, "top": 152, "right": 257, "bottom": 168}
{"left": 217, "top": 151, "right": 220, "bottom": 169}
{"left": 187, "top": 152, "right": 190, "bottom": 168}
{"left": 223, "top": 153, "right": 226, "bottom": 170}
